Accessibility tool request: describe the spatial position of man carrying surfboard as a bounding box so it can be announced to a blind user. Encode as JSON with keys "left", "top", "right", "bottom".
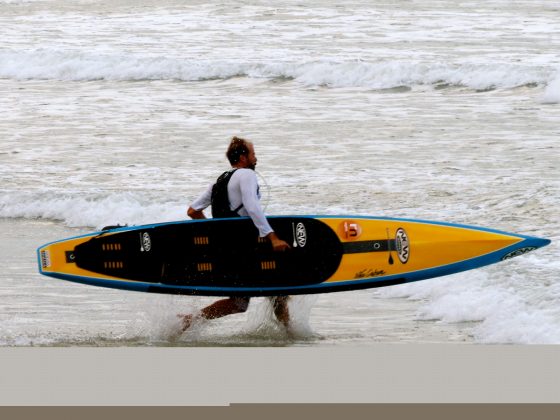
{"left": 180, "top": 136, "right": 291, "bottom": 331}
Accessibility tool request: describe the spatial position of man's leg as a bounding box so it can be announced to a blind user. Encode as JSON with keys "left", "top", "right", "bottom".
{"left": 200, "top": 296, "right": 251, "bottom": 319}
{"left": 271, "top": 296, "right": 290, "bottom": 328}
{"left": 180, "top": 297, "right": 250, "bottom": 331}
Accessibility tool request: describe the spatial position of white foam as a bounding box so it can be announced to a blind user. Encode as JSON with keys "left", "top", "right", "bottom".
{"left": 0, "top": 49, "right": 244, "bottom": 82}
{"left": 378, "top": 267, "right": 560, "bottom": 344}
{"left": 474, "top": 307, "right": 560, "bottom": 344}
{"left": 540, "top": 72, "right": 560, "bottom": 104}
{"left": 244, "top": 295, "right": 318, "bottom": 339}
{"left": 0, "top": 191, "right": 186, "bottom": 229}
{"left": 0, "top": 49, "right": 553, "bottom": 90}
{"left": 287, "top": 60, "right": 550, "bottom": 91}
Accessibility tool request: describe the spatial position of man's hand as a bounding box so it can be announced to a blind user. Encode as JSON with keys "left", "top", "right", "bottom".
{"left": 187, "top": 207, "right": 206, "bottom": 220}
{"left": 267, "top": 232, "right": 291, "bottom": 252}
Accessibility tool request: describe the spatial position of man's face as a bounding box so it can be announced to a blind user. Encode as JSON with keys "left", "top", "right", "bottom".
{"left": 244, "top": 143, "right": 257, "bottom": 170}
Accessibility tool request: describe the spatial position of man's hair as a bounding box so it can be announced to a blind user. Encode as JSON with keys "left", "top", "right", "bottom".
{"left": 226, "top": 136, "right": 251, "bottom": 165}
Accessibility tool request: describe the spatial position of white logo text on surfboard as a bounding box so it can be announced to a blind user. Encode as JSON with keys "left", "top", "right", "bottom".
{"left": 501, "top": 247, "right": 537, "bottom": 260}
{"left": 295, "top": 222, "right": 307, "bottom": 248}
{"left": 395, "top": 228, "right": 410, "bottom": 264}
{"left": 140, "top": 232, "right": 151, "bottom": 252}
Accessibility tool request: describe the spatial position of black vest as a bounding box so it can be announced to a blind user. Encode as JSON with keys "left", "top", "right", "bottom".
{"left": 211, "top": 169, "right": 244, "bottom": 218}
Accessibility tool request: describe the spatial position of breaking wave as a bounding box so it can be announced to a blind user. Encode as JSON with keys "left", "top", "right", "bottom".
{"left": 0, "top": 191, "right": 186, "bottom": 229}
{"left": 0, "top": 49, "right": 556, "bottom": 91}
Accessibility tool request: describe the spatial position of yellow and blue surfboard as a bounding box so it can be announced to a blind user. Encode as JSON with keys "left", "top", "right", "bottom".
{"left": 37, "top": 216, "right": 550, "bottom": 296}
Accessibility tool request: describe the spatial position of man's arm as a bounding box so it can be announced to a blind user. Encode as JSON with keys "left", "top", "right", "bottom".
{"left": 189, "top": 205, "right": 288, "bottom": 250}
{"left": 236, "top": 171, "right": 290, "bottom": 251}
{"left": 188, "top": 184, "right": 213, "bottom": 219}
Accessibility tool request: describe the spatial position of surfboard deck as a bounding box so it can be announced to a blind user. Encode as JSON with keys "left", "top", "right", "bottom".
{"left": 37, "top": 216, "right": 550, "bottom": 296}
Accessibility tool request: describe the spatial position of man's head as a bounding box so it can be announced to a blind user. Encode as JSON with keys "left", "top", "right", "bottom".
{"left": 226, "top": 136, "right": 257, "bottom": 170}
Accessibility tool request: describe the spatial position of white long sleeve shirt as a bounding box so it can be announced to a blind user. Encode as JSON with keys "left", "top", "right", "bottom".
{"left": 190, "top": 168, "right": 274, "bottom": 237}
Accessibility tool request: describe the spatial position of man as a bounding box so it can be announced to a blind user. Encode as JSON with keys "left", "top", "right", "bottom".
{"left": 180, "top": 136, "right": 291, "bottom": 331}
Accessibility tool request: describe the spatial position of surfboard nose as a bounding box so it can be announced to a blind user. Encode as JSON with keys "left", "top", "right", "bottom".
{"left": 536, "top": 237, "right": 551, "bottom": 248}
{"left": 500, "top": 235, "right": 551, "bottom": 261}
{"left": 525, "top": 236, "right": 551, "bottom": 248}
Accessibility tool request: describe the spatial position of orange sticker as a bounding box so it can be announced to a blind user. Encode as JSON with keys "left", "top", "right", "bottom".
{"left": 338, "top": 220, "right": 362, "bottom": 240}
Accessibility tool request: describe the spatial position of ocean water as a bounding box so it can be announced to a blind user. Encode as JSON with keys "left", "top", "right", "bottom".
{"left": 1, "top": 0, "right": 559, "bottom": 346}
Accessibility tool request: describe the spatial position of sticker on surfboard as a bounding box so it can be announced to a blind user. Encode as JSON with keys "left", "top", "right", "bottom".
{"left": 40, "top": 250, "right": 51, "bottom": 268}
{"left": 395, "top": 227, "right": 410, "bottom": 264}
{"left": 140, "top": 232, "right": 152, "bottom": 252}
{"left": 338, "top": 220, "right": 363, "bottom": 240}
{"left": 292, "top": 222, "right": 307, "bottom": 247}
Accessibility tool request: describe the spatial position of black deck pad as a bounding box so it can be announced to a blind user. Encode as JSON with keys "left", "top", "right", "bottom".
{"left": 73, "top": 217, "right": 343, "bottom": 288}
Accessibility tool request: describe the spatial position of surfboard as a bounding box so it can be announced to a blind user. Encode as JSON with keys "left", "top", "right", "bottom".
{"left": 37, "top": 216, "right": 550, "bottom": 296}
